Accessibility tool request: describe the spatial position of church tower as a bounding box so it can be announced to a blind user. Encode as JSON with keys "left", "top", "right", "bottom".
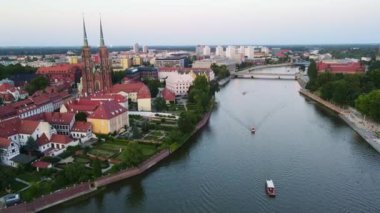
{"left": 80, "top": 17, "right": 113, "bottom": 96}
{"left": 98, "top": 18, "right": 112, "bottom": 91}
{"left": 81, "top": 18, "right": 94, "bottom": 95}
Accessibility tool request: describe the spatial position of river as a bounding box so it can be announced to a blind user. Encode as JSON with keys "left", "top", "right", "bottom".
{"left": 45, "top": 67, "right": 380, "bottom": 213}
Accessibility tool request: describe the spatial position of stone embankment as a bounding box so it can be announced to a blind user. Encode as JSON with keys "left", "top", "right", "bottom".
{"left": 299, "top": 88, "right": 380, "bottom": 153}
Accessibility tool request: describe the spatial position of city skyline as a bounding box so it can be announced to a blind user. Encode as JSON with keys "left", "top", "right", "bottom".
{"left": 1, "top": 0, "right": 380, "bottom": 46}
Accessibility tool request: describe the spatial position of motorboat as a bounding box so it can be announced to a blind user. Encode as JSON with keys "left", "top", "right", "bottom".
{"left": 251, "top": 127, "right": 256, "bottom": 134}
{"left": 266, "top": 180, "right": 276, "bottom": 197}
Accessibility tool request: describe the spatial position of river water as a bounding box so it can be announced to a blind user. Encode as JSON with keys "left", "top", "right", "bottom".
{"left": 45, "top": 67, "right": 380, "bottom": 213}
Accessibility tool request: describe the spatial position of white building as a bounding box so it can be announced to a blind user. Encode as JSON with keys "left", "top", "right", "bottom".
{"left": 215, "top": 46, "right": 224, "bottom": 57}
{"left": 0, "top": 138, "right": 19, "bottom": 167}
{"left": 239, "top": 46, "right": 245, "bottom": 55}
{"left": 143, "top": 45, "right": 148, "bottom": 53}
{"left": 159, "top": 67, "right": 215, "bottom": 96}
{"left": 192, "top": 58, "right": 237, "bottom": 73}
{"left": 203, "top": 46, "right": 211, "bottom": 56}
{"left": 226, "top": 46, "right": 237, "bottom": 59}
{"left": 245, "top": 46, "right": 255, "bottom": 59}
{"left": 133, "top": 43, "right": 140, "bottom": 53}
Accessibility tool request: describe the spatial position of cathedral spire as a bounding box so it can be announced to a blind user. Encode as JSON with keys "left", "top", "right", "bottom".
{"left": 83, "top": 17, "right": 89, "bottom": 47}
{"left": 100, "top": 17, "right": 105, "bottom": 47}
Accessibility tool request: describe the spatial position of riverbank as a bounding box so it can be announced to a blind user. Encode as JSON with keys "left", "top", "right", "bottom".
{"left": 218, "top": 76, "right": 231, "bottom": 87}
{"left": 3, "top": 110, "right": 213, "bottom": 213}
{"left": 299, "top": 88, "right": 380, "bottom": 153}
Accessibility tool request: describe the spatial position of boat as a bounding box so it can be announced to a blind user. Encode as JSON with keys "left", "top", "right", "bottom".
{"left": 242, "top": 91, "right": 247, "bottom": 95}
{"left": 251, "top": 127, "right": 256, "bottom": 134}
{"left": 266, "top": 180, "right": 276, "bottom": 197}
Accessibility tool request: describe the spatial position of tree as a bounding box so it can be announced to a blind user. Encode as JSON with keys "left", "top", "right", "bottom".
{"left": 75, "top": 112, "right": 88, "bottom": 122}
{"left": 143, "top": 79, "right": 161, "bottom": 97}
{"left": 307, "top": 60, "right": 318, "bottom": 81}
{"left": 24, "top": 137, "right": 38, "bottom": 156}
{"left": 355, "top": 89, "right": 380, "bottom": 122}
{"left": 92, "top": 159, "right": 102, "bottom": 178}
{"left": 25, "top": 75, "right": 49, "bottom": 95}
{"left": 112, "top": 71, "right": 126, "bottom": 84}
{"left": 178, "top": 111, "right": 197, "bottom": 133}
{"left": 153, "top": 97, "right": 167, "bottom": 112}
{"left": 209, "top": 80, "right": 220, "bottom": 97}
{"left": 122, "top": 142, "right": 144, "bottom": 167}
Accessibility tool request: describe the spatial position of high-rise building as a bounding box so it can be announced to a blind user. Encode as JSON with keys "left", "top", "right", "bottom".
{"left": 239, "top": 46, "right": 245, "bottom": 55}
{"left": 245, "top": 46, "right": 255, "bottom": 59}
{"left": 226, "top": 46, "right": 237, "bottom": 59}
{"left": 215, "top": 46, "right": 224, "bottom": 57}
{"left": 143, "top": 45, "right": 148, "bottom": 53}
{"left": 203, "top": 46, "right": 211, "bottom": 56}
{"left": 196, "top": 45, "right": 204, "bottom": 55}
{"left": 80, "top": 18, "right": 112, "bottom": 96}
{"left": 133, "top": 43, "right": 140, "bottom": 53}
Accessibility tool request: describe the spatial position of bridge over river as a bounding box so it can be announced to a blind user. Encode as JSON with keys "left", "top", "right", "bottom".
{"left": 234, "top": 63, "right": 307, "bottom": 80}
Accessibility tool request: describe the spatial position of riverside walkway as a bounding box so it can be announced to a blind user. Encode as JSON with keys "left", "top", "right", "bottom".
{"left": 299, "top": 88, "right": 380, "bottom": 153}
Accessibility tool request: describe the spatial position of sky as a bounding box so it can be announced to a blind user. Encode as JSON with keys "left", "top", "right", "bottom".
{"left": 0, "top": 0, "right": 379, "bottom": 46}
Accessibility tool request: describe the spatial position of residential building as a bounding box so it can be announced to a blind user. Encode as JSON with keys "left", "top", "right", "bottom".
{"left": 133, "top": 43, "right": 140, "bottom": 53}
{"left": 317, "top": 60, "right": 365, "bottom": 74}
{"left": 215, "top": 46, "right": 224, "bottom": 57}
{"left": 159, "top": 88, "right": 176, "bottom": 104}
{"left": 155, "top": 56, "right": 187, "bottom": 68}
{"left": 0, "top": 138, "right": 20, "bottom": 167}
{"left": 71, "top": 121, "right": 92, "bottom": 142}
{"left": 143, "top": 45, "right": 148, "bottom": 53}
{"left": 158, "top": 67, "right": 215, "bottom": 96}
{"left": 226, "top": 46, "right": 237, "bottom": 59}
{"left": 133, "top": 56, "right": 143, "bottom": 66}
{"left": 36, "top": 64, "right": 82, "bottom": 85}
{"left": 61, "top": 99, "right": 129, "bottom": 134}
{"left": 203, "top": 46, "right": 211, "bottom": 56}
{"left": 125, "top": 66, "right": 158, "bottom": 81}
{"left": 111, "top": 82, "right": 152, "bottom": 111}
{"left": 0, "top": 83, "right": 28, "bottom": 103}
{"left": 192, "top": 58, "right": 237, "bottom": 73}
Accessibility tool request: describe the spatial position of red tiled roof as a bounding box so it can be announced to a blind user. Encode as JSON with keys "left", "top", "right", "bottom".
{"left": 71, "top": 121, "right": 92, "bottom": 132}
{"left": 36, "top": 64, "right": 80, "bottom": 74}
{"left": 88, "top": 101, "right": 127, "bottom": 120}
{"left": 43, "top": 112, "right": 74, "bottom": 125}
{"left": 0, "top": 118, "right": 20, "bottom": 138}
{"left": 162, "top": 88, "right": 175, "bottom": 101}
{"left": 317, "top": 61, "right": 365, "bottom": 73}
{"left": 0, "top": 137, "right": 11, "bottom": 149}
{"left": 31, "top": 161, "right": 51, "bottom": 168}
{"left": 0, "top": 83, "right": 14, "bottom": 92}
{"left": 90, "top": 93, "right": 127, "bottom": 103}
{"left": 111, "top": 82, "right": 151, "bottom": 99}
{"left": 31, "top": 94, "right": 51, "bottom": 106}
{"left": 19, "top": 120, "right": 40, "bottom": 134}
{"left": 50, "top": 134, "right": 73, "bottom": 144}
{"left": 37, "top": 133, "right": 50, "bottom": 146}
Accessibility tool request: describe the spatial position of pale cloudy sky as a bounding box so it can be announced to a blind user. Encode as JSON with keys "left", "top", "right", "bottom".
{"left": 0, "top": 0, "right": 379, "bottom": 46}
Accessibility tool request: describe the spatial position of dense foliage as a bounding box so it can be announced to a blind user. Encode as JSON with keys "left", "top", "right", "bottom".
{"left": 143, "top": 78, "right": 162, "bottom": 97}
{"left": 211, "top": 64, "right": 230, "bottom": 80}
{"left": 306, "top": 60, "right": 380, "bottom": 121}
{"left": 75, "top": 112, "right": 88, "bottom": 122}
{"left": 0, "top": 63, "right": 37, "bottom": 80}
{"left": 25, "top": 75, "right": 49, "bottom": 95}
{"left": 355, "top": 90, "right": 380, "bottom": 122}
{"left": 112, "top": 70, "right": 126, "bottom": 84}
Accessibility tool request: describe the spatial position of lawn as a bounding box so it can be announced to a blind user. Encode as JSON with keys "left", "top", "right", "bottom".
{"left": 88, "top": 149, "right": 116, "bottom": 158}
{"left": 74, "top": 156, "right": 91, "bottom": 164}
{"left": 17, "top": 172, "right": 42, "bottom": 183}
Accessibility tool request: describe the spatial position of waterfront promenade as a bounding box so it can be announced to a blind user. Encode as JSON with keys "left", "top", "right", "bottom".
{"left": 299, "top": 88, "right": 380, "bottom": 153}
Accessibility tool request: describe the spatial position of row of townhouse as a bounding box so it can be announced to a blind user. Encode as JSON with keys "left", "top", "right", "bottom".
{"left": 0, "top": 91, "right": 71, "bottom": 122}
{"left": 0, "top": 112, "right": 93, "bottom": 167}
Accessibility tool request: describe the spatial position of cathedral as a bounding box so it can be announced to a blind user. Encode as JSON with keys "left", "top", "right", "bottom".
{"left": 79, "top": 18, "right": 112, "bottom": 96}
